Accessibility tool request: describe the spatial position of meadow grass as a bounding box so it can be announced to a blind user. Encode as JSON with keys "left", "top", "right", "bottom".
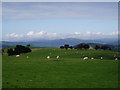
{"left": 2, "top": 47, "right": 119, "bottom": 88}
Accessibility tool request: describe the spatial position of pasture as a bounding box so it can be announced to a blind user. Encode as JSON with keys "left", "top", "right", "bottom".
{"left": 2, "top": 47, "right": 119, "bottom": 88}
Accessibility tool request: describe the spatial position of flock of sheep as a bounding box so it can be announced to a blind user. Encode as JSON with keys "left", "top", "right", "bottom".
{"left": 16, "top": 55, "right": 29, "bottom": 58}
{"left": 47, "top": 56, "right": 60, "bottom": 59}
{"left": 16, "top": 54, "right": 60, "bottom": 59}
{"left": 46, "top": 56, "right": 118, "bottom": 60}
{"left": 15, "top": 54, "right": 118, "bottom": 61}
{"left": 83, "top": 56, "right": 103, "bottom": 60}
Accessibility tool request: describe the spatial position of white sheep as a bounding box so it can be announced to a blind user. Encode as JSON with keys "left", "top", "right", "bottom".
{"left": 115, "top": 58, "right": 118, "bottom": 60}
{"left": 47, "top": 56, "right": 50, "bottom": 59}
{"left": 91, "top": 57, "right": 94, "bottom": 60}
{"left": 16, "top": 55, "right": 20, "bottom": 57}
{"left": 100, "top": 57, "right": 103, "bottom": 60}
{"left": 56, "top": 56, "right": 60, "bottom": 59}
{"left": 83, "top": 57, "right": 88, "bottom": 60}
{"left": 26, "top": 56, "right": 29, "bottom": 58}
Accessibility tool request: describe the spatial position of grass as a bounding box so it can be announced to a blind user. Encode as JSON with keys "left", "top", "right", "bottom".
{"left": 2, "top": 47, "right": 119, "bottom": 88}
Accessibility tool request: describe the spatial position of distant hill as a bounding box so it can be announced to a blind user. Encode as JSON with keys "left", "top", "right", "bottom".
{"left": 1, "top": 38, "right": 119, "bottom": 50}
{"left": 1, "top": 41, "right": 29, "bottom": 48}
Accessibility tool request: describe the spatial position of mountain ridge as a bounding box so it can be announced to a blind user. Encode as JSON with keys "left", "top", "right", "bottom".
{"left": 1, "top": 38, "right": 118, "bottom": 48}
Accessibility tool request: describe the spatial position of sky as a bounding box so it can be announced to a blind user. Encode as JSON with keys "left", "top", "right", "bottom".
{"left": 2, "top": 0, "right": 120, "bottom": 2}
{"left": 0, "top": 2, "right": 2, "bottom": 41}
{"left": 2, "top": 2, "right": 118, "bottom": 41}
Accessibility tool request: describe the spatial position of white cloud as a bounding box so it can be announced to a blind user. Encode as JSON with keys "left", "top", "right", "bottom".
{"left": 26, "top": 31, "right": 57, "bottom": 39}
{"left": 3, "top": 31, "right": 118, "bottom": 41}
{"left": 109, "top": 31, "right": 119, "bottom": 35}
{"left": 26, "top": 31, "right": 34, "bottom": 36}
{"left": 74, "top": 32, "right": 81, "bottom": 35}
{"left": 6, "top": 33, "right": 22, "bottom": 38}
{"left": 85, "top": 32, "right": 102, "bottom": 35}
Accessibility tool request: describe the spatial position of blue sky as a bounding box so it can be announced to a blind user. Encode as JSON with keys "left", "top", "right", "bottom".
{"left": 2, "top": 2, "right": 118, "bottom": 41}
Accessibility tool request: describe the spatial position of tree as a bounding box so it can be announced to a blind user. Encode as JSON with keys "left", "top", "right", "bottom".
{"left": 109, "top": 47, "right": 112, "bottom": 50}
{"left": 95, "top": 45, "right": 101, "bottom": 50}
{"left": 14, "top": 47, "right": 21, "bottom": 55}
{"left": 7, "top": 48, "right": 14, "bottom": 56}
{"left": 83, "top": 44, "right": 90, "bottom": 50}
{"left": 25, "top": 47, "right": 31, "bottom": 53}
{"left": 27, "top": 44, "right": 30, "bottom": 47}
{"left": 7, "top": 45, "right": 32, "bottom": 56}
{"left": 60, "top": 46, "right": 64, "bottom": 49}
{"left": 69, "top": 46, "right": 73, "bottom": 49}
{"left": 15, "top": 45, "right": 31, "bottom": 54}
{"left": 64, "top": 44, "right": 69, "bottom": 50}
{"left": 76, "top": 43, "right": 84, "bottom": 50}
{"left": 101, "top": 45, "right": 110, "bottom": 50}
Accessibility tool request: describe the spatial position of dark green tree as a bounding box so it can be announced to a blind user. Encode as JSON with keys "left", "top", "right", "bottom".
{"left": 76, "top": 43, "right": 84, "bottom": 50}
{"left": 95, "top": 45, "right": 101, "bottom": 50}
{"left": 7, "top": 48, "right": 14, "bottom": 56}
{"left": 69, "top": 46, "right": 73, "bottom": 49}
{"left": 101, "top": 45, "right": 110, "bottom": 50}
{"left": 27, "top": 44, "right": 30, "bottom": 47}
{"left": 83, "top": 44, "right": 90, "bottom": 50}
{"left": 7, "top": 45, "right": 32, "bottom": 56}
{"left": 60, "top": 46, "right": 64, "bottom": 49}
{"left": 64, "top": 44, "right": 69, "bottom": 50}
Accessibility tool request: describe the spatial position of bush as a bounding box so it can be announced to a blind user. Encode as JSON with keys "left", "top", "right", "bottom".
{"left": 95, "top": 45, "right": 101, "bottom": 50}
{"left": 7, "top": 45, "right": 32, "bottom": 56}
{"left": 60, "top": 46, "right": 64, "bottom": 49}
{"left": 76, "top": 43, "right": 90, "bottom": 50}
{"left": 101, "top": 45, "right": 110, "bottom": 50}
{"left": 64, "top": 44, "right": 69, "bottom": 50}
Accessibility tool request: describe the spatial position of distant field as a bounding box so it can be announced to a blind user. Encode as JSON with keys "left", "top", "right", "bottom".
{"left": 2, "top": 47, "right": 119, "bottom": 88}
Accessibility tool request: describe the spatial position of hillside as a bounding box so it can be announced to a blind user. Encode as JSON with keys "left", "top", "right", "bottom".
{"left": 1, "top": 38, "right": 119, "bottom": 51}
{"left": 2, "top": 47, "right": 119, "bottom": 88}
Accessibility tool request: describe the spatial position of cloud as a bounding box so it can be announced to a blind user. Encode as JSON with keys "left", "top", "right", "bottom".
{"left": 108, "top": 31, "right": 119, "bottom": 35}
{"left": 5, "top": 33, "right": 23, "bottom": 38}
{"left": 2, "top": 2, "right": 118, "bottom": 20}
{"left": 3, "top": 31, "right": 118, "bottom": 41}
{"left": 26, "top": 31, "right": 34, "bottom": 36}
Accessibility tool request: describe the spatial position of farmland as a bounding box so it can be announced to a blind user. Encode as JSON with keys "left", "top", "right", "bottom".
{"left": 2, "top": 47, "right": 119, "bottom": 88}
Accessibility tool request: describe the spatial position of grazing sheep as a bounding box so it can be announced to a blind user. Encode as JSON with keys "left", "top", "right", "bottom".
{"left": 56, "top": 56, "right": 60, "bottom": 59}
{"left": 100, "top": 57, "right": 103, "bottom": 60}
{"left": 47, "top": 56, "right": 50, "bottom": 59}
{"left": 91, "top": 57, "right": 94, "bottom": 60}
{"left": 16, "top": 55, "right": 20, "bottom": 57}
{"left": 26, "top": 56, "right": 29, "bottom": 58}
{"left": 115, "top": 58, "right": 118, "bottom": 60}
{"left": 83, "top": 57, "right": 88, "bottom": 60}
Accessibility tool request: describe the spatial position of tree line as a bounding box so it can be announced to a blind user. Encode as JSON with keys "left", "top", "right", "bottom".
{"left": 7, "top": 45, "right": 31, "bottom": 56}
{"left": 60, "top": 43, "right": 90, "bottom": 50}
{"left": 94, "top": 45, "right": 111, "bottom": 50}
{"left": 60, "top": 43, "right": 111, "bottom": 50}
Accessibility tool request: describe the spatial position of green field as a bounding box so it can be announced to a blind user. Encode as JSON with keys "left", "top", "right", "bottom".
{"left": 2, "top": 47, "right": 119, "bottom": 88}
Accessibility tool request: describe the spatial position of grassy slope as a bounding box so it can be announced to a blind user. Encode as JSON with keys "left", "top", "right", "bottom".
{"left": 0, "top": 54, "right": 2, "bottom": 89}
{"left": 2, "top": 47, "right": 119, "bottom": 88}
